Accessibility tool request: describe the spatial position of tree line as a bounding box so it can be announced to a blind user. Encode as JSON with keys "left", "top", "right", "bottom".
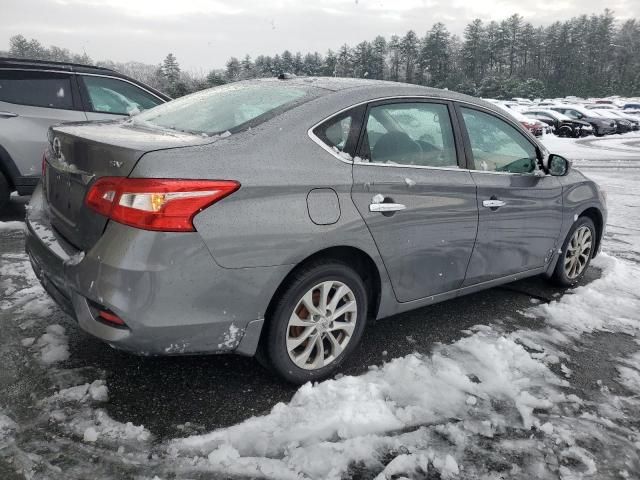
{"left": 222, "top": 10, "right": 639, "bottom": 99}
{"left": 4, "top": 10, "right": 640, "bottom": 99}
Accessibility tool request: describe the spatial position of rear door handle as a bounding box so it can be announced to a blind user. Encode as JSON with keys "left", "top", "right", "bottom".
{"left": 482, "top": 199, "right": 506, "bottom": 208}
{"left": 0, "top": 111, "right": 19, "bottom": 118}
{"left": 369, "top": 203, "right": 406, "bottom": 213}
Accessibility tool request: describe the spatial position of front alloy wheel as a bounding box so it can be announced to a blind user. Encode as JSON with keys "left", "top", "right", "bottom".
{"left": 564, "top": 226, "right": 593, "bottom": 279}
{"left": 261, "top": 260, "right": 368, "bottom": 384}
{"left": 550, "top": 216, "right": 596, "bottom": 287}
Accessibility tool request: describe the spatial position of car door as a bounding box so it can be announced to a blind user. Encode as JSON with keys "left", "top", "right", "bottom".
{"left": 456, "top": 105, "right": 564, "bottom": 286}
{"left": 350, "top": 99, "right": 478, "bottom": 303}
{"left": 0, "top": 69, "right": 87, "bottom": 177}
{"left": 77, "top": 74, "right": 165, "bottom": 120}
{"left": 532, "top": 113, "right": 556, "bottom": 128}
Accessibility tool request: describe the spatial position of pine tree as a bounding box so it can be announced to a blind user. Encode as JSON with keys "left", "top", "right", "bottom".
{"left": 400, "top": 30, "right": 419, "bottom": 83}
{"left": 335, "top": 44, "right": 352, "bottom": 77}
{"left": 421, "top": 23, "right": 451, "bottom": 87}
{"left": 370, "top": 36, "right": 387, "bottom": 80}
{"left": 323, "top": 50, "right": 337, "bottom": 76}
{"left": 225, "top": 57, "right": 241, "bottom": 81}
{"left": 388, "top": 35, "right": 402, "bottom": 81}
{"left": 162, "top": 53, "right": 180, "bottom": 84}
{"left": 352, "top": 41, "right": 371, "bottom": 78}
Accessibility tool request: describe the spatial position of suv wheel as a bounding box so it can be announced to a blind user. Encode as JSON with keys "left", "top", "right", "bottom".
{"left": 0, "top": 172, "right": 9, "bottom": 211}
{"left": 261, "top": 260, "right": 368, "bottom": 384}
{"left": 550, "top": 216, "right": 596, "bottom": 287}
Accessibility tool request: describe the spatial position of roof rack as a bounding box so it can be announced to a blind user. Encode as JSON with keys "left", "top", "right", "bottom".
{"left": 0, "top": 56, "right": 114, "bottom": 72}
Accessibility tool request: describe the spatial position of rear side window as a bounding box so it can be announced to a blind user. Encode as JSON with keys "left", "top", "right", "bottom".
{"left": 460, "top": 107, "right": 537, "bottom": 174}
{"left": 312, "top": 107, "right": 363, "bottom": 158}
{"left": 80, "top": 75, "right": 163, "bottom": 115}
{"left": 132, "top": 83, "right": 320, "bottom": 136}
{"left": 0, "top": 70, "right": 74, "bottom": 109}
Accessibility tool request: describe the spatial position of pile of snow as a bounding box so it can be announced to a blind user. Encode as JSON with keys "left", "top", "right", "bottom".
{"left": 46, "top": 380, "right": 109, "bottom": 404}
{"left": 34, "top": 324, "right": 70, "bottom": 364}
{"left": 169, "top": 329, "right": 572, "bottom": 479}
{"left": 0, "top": 221, "right": 24, "bottom": 231}
{"left": 0, "top": 252, "right": 53, "bottom": 316}
{"left": 534, "top": 254, "right": 639, "bottom": 337}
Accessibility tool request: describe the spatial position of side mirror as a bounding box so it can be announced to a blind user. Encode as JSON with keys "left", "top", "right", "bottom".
{"left": 548, "top": 154, "right": 570, "bottom": 176}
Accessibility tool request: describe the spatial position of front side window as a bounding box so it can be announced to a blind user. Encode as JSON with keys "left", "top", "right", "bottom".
{"left": 461, "top": 107, "right": 538, "bottom": 174}
{"left": 0, "top": 71, "right": 74, "bottom": 109}
{"left": 81, "top": 76, "right": 163, "bottom": 115}
{"left": 535, "top": 113, "right": 554, "bottom": 122}
{"left": 133, "top": 82, "right": 319, "bottom": 136}
{"left": 360, "top": 102, "right": 458, "bottom": 168}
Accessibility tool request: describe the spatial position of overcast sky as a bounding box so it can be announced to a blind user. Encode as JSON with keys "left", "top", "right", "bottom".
{"left": 2, "top": 0, "right": 639, "bottom": 72}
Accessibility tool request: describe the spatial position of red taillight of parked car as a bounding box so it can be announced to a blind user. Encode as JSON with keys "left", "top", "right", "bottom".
{"left": 98, "top": 310, "right": 127, "bottom": 327}
{"left": 85, "top": 178, "right": 240, "bottom": 232}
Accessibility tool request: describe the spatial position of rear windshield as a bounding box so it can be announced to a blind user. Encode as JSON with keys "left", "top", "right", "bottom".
{"left": 131, "top": 82, "right": 318, "bottom": 136}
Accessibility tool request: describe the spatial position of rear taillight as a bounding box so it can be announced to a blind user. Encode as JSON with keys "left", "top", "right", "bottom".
{"left": 98, "top": 310, "right": 127, "bottom": 327}
{"left": 85, "top": 178, "right": 240, "bottom": 232}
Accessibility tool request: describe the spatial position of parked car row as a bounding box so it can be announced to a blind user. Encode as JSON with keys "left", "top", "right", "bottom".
{"left": 487, "top": 97, "right": 640, "bottom": 138}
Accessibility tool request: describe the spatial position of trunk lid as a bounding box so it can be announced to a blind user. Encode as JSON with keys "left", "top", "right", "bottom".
{"left": 44, "top": 120, "right": 208, "bottom": 250}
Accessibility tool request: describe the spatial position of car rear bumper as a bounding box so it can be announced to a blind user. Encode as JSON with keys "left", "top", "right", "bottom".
{"left": 25, "top": 184, "right": 287, "bottom": 357}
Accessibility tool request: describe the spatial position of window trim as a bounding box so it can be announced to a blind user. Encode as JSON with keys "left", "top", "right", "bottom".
{"left": 0, "top": 69, "right": 83, "bottom": 111}
{"left": 308, "top": 97, "right": 467, "bottom": 171}
{"left": 307, "top": 95, "right": 545, "bottom": 174}
{"left": 454, "top": 102, "right": 543, "bottom": 176}
{"left": 77, "top": 73, "right": 165, "bottom": 116}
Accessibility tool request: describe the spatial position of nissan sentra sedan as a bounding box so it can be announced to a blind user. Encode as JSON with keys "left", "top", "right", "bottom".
{"left": 25, "top": 78, "right": 607, "bottom": 384}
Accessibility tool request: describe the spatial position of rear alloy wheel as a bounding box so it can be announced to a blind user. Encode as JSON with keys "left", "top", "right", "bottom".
{"left": 0, "top": 172, "right": 10, "bottom": 212}
{"left": 262, "top": 261, "right": 367, "bottom": 384}
{"left": 550, "top": 217, "right": 596, "bottom": 287}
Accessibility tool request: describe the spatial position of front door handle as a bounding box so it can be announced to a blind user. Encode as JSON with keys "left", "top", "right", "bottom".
{"left": 482, "top": 199, "right": 506, "bottom": 208}
{"left": 369, "top": 203, "right": 406, "bottom": 213}
{"left": 0, "top": 111, "right": 19, "bottom": 118}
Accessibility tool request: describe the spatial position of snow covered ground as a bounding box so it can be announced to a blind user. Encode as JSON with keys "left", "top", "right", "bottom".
{"left": 1, "top": 134, "right": 640, "bottom": 479}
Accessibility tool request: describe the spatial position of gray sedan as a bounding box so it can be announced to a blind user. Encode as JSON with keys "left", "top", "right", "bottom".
{"left": 25, "top": 78, "right": 606, "bottom": 384}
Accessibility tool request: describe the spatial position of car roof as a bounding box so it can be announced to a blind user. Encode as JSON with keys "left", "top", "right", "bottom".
{"left": 0, "top": 57, "right": 171, "bottom": 101}
{"left": 0, "top": 56, "right": 116, "bottom": 75}
{"left": 243, "top": 76, "right": 502, "bottom": 111}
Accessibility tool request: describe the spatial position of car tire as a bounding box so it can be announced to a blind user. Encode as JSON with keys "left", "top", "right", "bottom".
{"left": 261, "top": 260, "right": 368, "bottom": 384}
{"left": 0, "top": 172, "right": 9, "bottom": 211}
{"left": 550, "top": 216, "right": 596, "bottom": 287}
